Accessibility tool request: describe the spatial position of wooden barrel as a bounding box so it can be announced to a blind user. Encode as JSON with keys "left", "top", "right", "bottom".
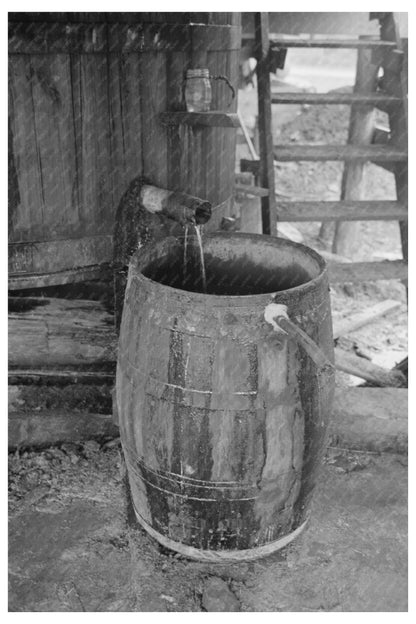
{"left": 8, "top": 13, "right": 240, "bottom": 289}
{"left": 116, "top": 233, "right": 335, "bottom": 562}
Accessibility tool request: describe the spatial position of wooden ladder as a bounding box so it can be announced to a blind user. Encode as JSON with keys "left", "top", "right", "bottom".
{"left": 240, "top": 12, "right": 408, "bottom": 286}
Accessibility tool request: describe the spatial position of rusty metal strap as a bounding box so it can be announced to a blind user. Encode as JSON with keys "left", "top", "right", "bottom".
{"left": 8, "top": 22, "right": 241, "bottom": 54}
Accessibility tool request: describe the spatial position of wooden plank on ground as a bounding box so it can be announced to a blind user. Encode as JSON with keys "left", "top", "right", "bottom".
{"left": 8, "top": 386, "right": 407, "bottom": 453}
{"left": 9, "top": 384, "right": 112, "bottom": 414}
{"left": 8, "top": 369, "right": 115, "bottom": 385}
{"left": 329, "top": 387, "right": 407, "bottom": 453}
{"left": 333, "top": 300, "right": 402, "bottom": 339}
{"left": 8, "top": 297, "right": 117, "bottom": 369}
{"left": 334, "top": 348, "right": 406, "bottom": 386}
{"left": 8, "top": 410, "right": 118, "bottom": 449}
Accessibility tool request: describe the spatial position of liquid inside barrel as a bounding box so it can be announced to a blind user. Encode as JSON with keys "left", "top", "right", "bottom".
{"left": 117, "top": 232, "right": 334, "bottom": 562}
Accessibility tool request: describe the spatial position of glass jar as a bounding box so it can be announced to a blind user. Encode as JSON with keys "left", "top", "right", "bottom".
{"left": 184, "top": 68, "right": 212, "bottom": 112}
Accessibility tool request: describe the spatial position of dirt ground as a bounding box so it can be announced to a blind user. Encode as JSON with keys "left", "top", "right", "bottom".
{"left": 8, "top": 443, "right": 408, "bottom": 612}
{"left": 8, "top": 60, "right": 408, "bottom": 611}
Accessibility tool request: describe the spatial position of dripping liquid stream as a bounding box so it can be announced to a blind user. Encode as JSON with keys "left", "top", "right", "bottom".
{"left": 183, "top": 224, "right": 189, "bottom": 285}
{"left": 193, "top": 224, "right": 207, "bottom": 294}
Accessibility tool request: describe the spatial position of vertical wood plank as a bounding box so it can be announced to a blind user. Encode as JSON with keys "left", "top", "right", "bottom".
{"left": 211, "top": 50, "right": 228, "bottom": 208}
{"left": 8, "top": 55, "right": 45, "bottom": 241}
{"left": 108, "top": 52, "right": 143, "bottom": 212}
{"left": 254, "top": 13, "right": 277, "bottom": 236}
{"left": 107, "top": 53, "right": 124, "bottom": 211}
{"left": 69, "top": 53, "right": 82, "bottom": 235}
{"left": 8, "top": 116, "right": 20, "bottom": 239}
{"left": 378, "top": 15, "right": 408, "bottom": 268}
{"left": 78, "top": 53, "right": 113, "bottom": 235}
{"left": 332, "top": 39, "right": 379, "bottom": 256}
{"left": 139, "top": 51, "right": 168, "bottom": 188}
{"left": 166, "top": 50, "right": 187, "bottom": 193}
{"left": 30, "top": 53, "right": 78, "bottom": 236}
{"left": 188, "top": 127, "right": 205, "bottom": 201}
{"left": 120, "top": 53, "right": 143, "bottom": 184}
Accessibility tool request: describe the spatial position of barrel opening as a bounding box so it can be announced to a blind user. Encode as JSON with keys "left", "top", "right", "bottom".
{"left": 141, "top": 239, "right": 322, "bottom": 296}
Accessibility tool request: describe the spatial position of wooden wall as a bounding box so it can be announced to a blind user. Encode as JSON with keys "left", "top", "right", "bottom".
{"left": 8, "top": 13, "right": 241, "bottom": 287}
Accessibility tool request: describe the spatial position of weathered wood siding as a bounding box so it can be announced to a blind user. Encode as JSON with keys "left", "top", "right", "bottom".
{"left": 8, "top": 13, "right": 241, "bottom": 287}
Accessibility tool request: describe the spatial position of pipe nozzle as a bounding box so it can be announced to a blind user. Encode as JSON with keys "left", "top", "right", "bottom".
{"left": 140, "top": 185, "right": 212, "bottom": 226}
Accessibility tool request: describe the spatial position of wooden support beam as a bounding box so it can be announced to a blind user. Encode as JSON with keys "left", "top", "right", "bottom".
{"left": 268, "top": 36, "right": 397, "bottom": 49}
{"left": 328, "top": 260, "right": 408, "bottom": 283}
{"left": 273, "top": 144, "right": 406, "bottom": 162}
{"left": 276, "top": 200, "right": 407, "bottom": 222}
{"left": 254, "top": 12, "right": 277, "bottom": 235}
{"left": 242, "top": 35, "right": 397, "bottom": 50}
{"left": 271, "top": 91, "right": 400, "bottom": 107}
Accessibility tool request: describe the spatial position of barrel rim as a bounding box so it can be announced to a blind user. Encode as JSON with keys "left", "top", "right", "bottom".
{"left": 130, "top": 231, "right": 329, "bottom": 305}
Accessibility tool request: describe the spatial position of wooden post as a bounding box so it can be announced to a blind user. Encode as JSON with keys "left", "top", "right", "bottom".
{"left": 332, "top": 37, "right": 380, "bottom": 256}
{"left": 383, "top": 30, "right": 408, "bottom": 265}
{"left": 376, "top": 14, "right": 408, "bottom": 290}
{"left": 254, "top": 13, "right": 277, "bottom": 235}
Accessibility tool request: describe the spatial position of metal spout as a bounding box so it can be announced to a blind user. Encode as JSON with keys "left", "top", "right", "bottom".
{"left": 113, "top": 177, "right": 212, "bottom": 332}
{"left": 140, "top": 185, "right": 211, "bottom": 225}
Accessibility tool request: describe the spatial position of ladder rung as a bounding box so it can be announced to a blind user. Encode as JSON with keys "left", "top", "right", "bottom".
{"left": 328, "top": 260, "right": 407, "bottom": 284}
{"left": 271, "top": 92, "right": 401, "bottom": 107}
{"left": 277, "top": 201, "right": 407, "bottom": 222}
{"left": 274, "top": 144, "right": 407, "bottom": 162}
{"left": 269, "top": 37, "right": 397, "bottom": 49}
